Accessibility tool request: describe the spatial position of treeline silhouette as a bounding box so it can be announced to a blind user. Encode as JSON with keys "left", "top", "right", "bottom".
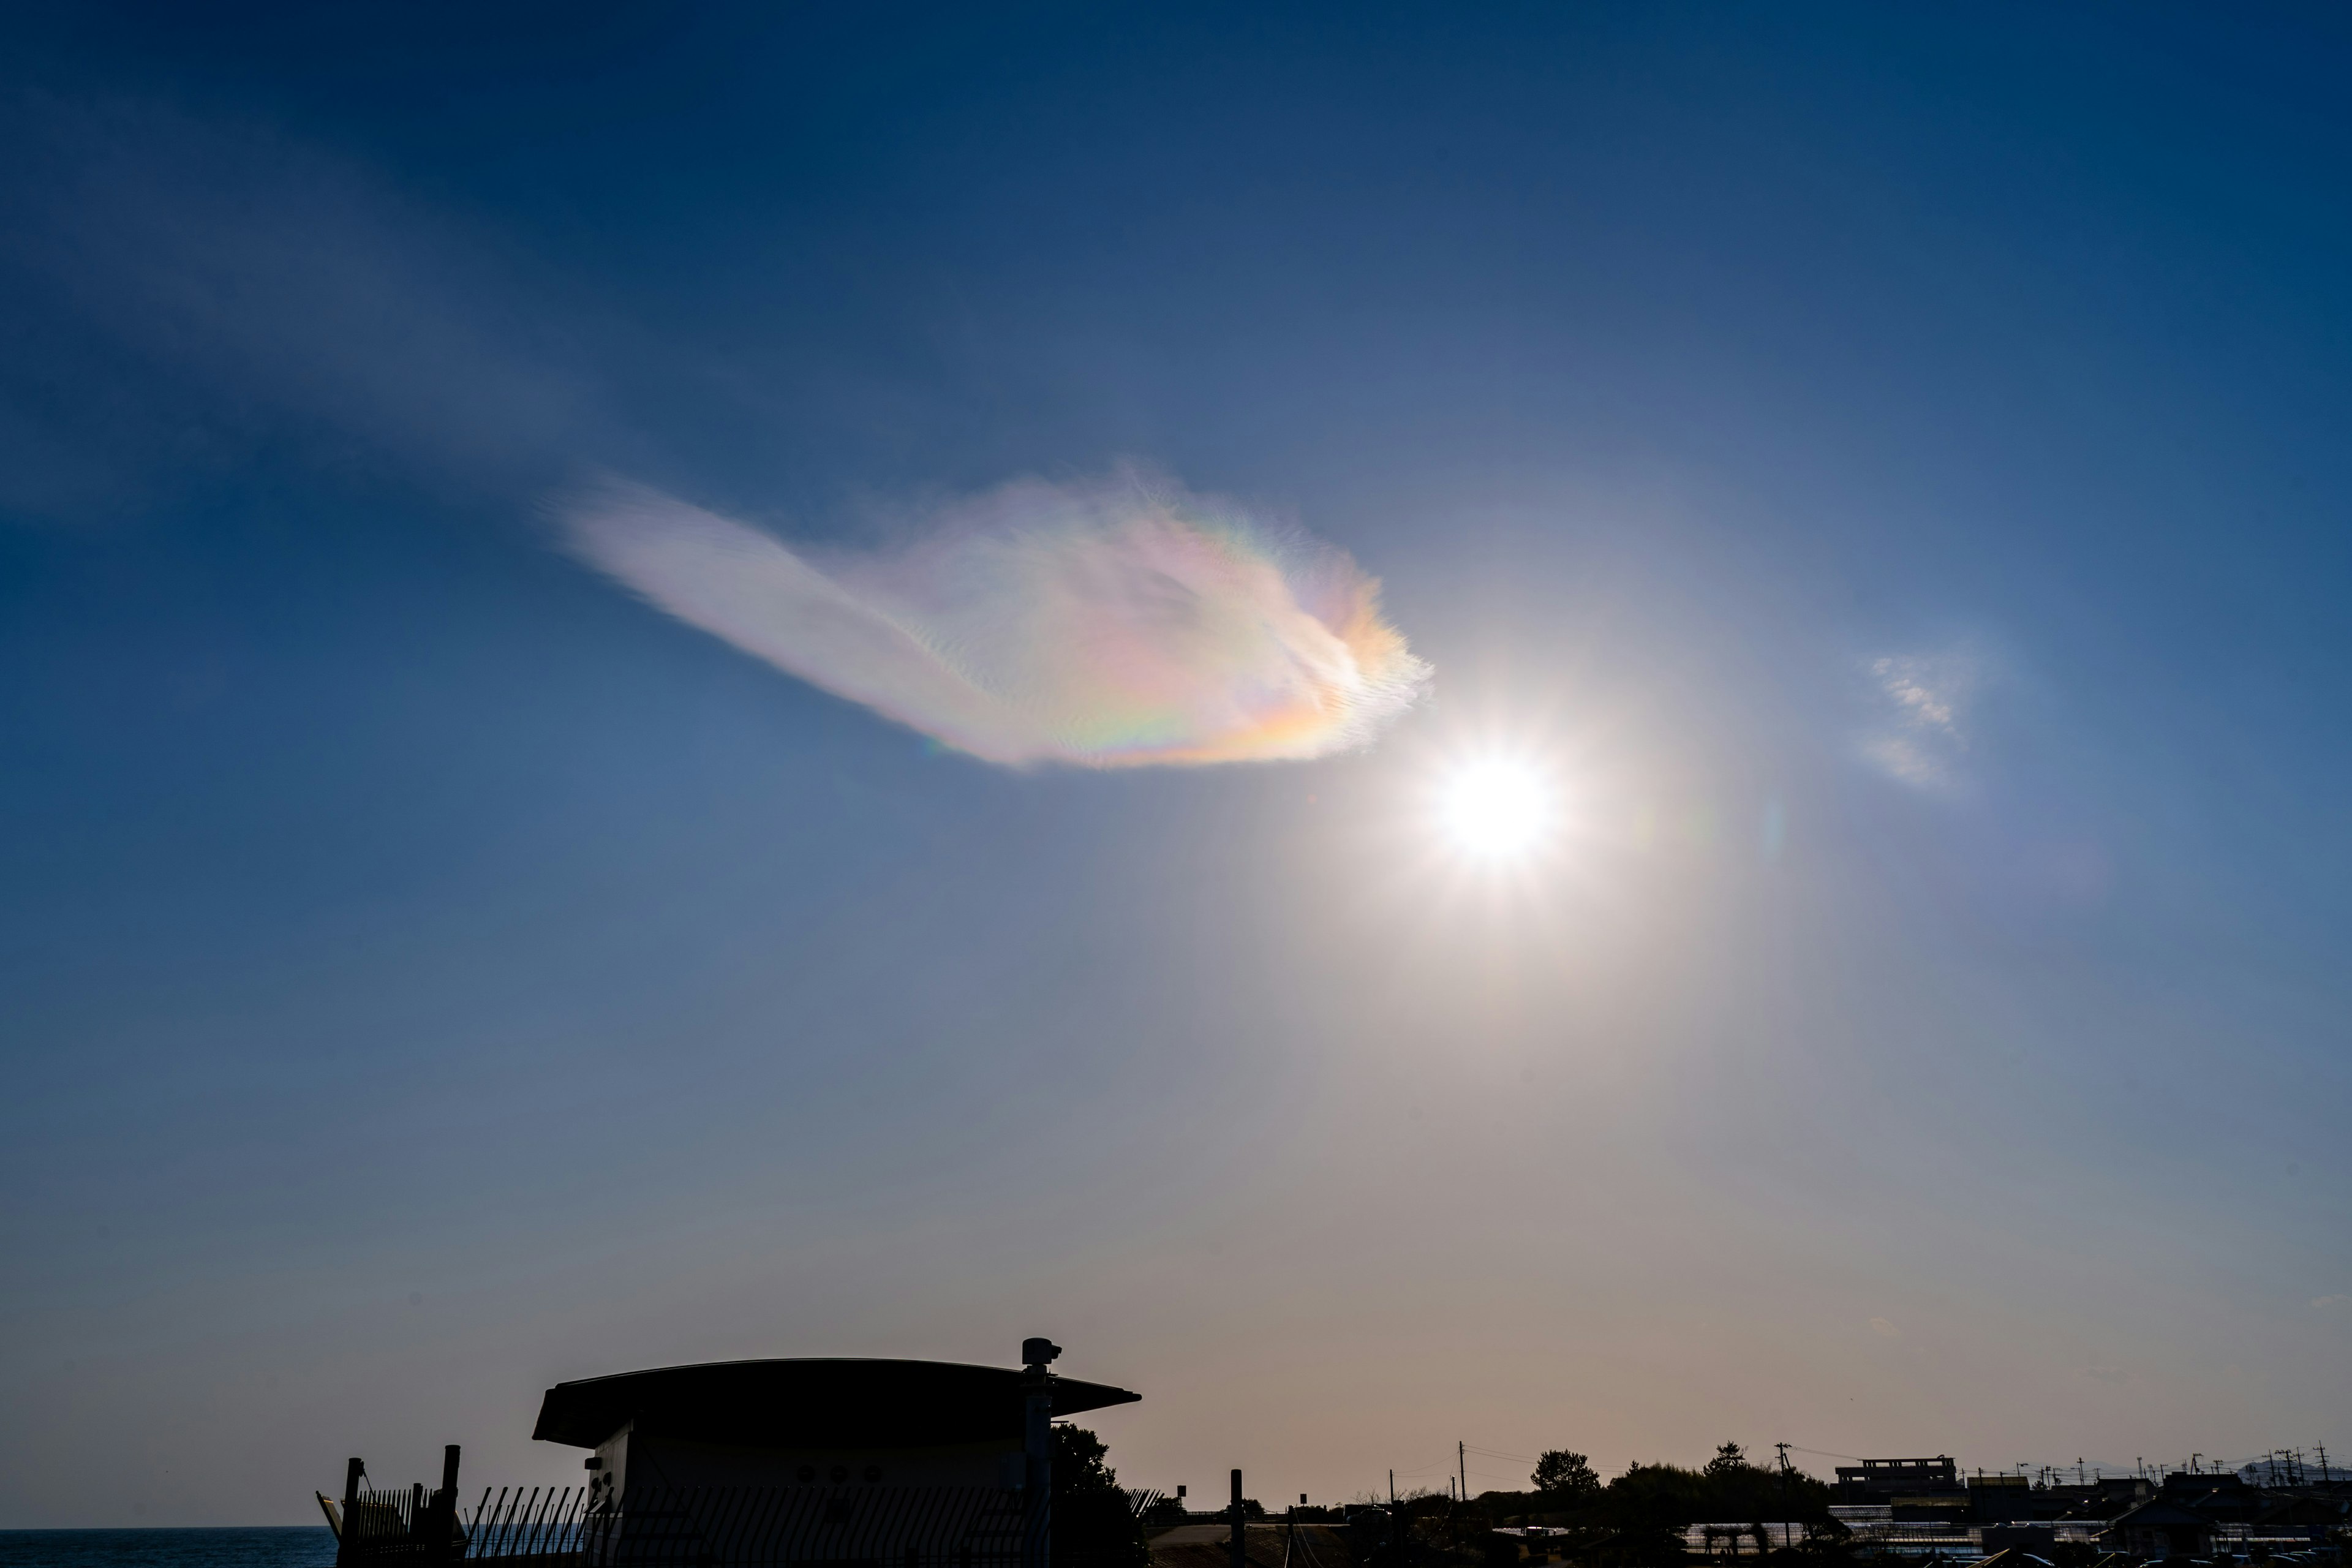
{"left": 1315, "top": 1445, "right": 1847, "bottom": 1568}
{"left": 1490, "top": 1444, "right": 1836, "bottom": 1529}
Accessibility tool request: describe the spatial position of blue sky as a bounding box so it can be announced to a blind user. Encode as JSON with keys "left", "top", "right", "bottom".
{"left": 1, "top": 1, "right": 2347, "bottom": 1526}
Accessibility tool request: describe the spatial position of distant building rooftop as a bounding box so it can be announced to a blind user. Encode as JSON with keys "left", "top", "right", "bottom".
{"left": 1836, "top": 1458, "right": 1960, "bottom": 1505}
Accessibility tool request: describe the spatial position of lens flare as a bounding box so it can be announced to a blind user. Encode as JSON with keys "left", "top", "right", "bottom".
{"left": 1440, "top": 759, "right": 1557, "bottom": 859}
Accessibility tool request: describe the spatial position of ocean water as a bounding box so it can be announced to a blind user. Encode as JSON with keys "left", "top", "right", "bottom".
{"left": 0, "top": 1530, "right": 336, "bottom": 1568}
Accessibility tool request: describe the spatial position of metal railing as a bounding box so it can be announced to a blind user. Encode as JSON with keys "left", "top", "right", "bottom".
{"left": 462, "top": 1487, "right": 597, "bottom": 1562}
{"left": 341, "top": 1485, "right": 468, "bottom": 1563}
{"left": 335, "top": 1483, "right": 1107, "bottom": 1568}
{"left": 498, "top": 1485, "right": 1023, "bottom": 1567}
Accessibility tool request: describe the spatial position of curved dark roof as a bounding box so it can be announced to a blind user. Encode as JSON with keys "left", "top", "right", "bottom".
{"left": 532, "top": 1359, "right": 1142, "bottom": 1450}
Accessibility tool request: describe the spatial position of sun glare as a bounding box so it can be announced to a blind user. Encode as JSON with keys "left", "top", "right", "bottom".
{"left": 1440, "top": 758, "right": 1557, "bottom": 859}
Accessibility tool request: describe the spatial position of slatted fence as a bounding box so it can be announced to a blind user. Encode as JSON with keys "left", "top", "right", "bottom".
{"left": 334, "top": 1482, "right": 1127, "bottom": 1568}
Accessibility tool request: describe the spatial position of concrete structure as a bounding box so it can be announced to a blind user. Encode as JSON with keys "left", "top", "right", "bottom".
{"left": 527, "top": 1348, "right": 1140, "bottom": 1568}
{"left": 533, "top": 1354, "right": 1140, "bottom": 1501}
{"left": 1834, "top": 1458, "right": 1959, "bottom": 1501}
{"left": 1966, "top": 1476, "right": 2035, "bottom": 1525}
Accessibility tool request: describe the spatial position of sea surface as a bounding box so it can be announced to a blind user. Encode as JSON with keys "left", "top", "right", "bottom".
{"left": 0, "top": 1530, "right": 336, "bottom": 1568}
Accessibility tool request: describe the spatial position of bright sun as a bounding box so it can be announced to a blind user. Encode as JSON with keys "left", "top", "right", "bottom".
{"left": 1439, "top": 758, "right": 1557, "bottom": 859}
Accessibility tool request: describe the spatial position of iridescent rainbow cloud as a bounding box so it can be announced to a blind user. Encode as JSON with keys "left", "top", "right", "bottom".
{"left": 564, "top": 472, "right": 1430, "bottom": 768}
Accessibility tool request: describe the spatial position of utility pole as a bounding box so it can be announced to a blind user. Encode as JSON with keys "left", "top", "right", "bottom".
{"left": 1774, "top": 1444, "right": 1793, "bottom": 1540}
{"left": 1460, "top": 1442, "right": 1468, "bottom": 1508}
{"left": 1231, "top": 1470, "right": 1246, "bottom": 1568}
{"left": 1021, "top": 1339, "right": 1060, "bottom": 1568}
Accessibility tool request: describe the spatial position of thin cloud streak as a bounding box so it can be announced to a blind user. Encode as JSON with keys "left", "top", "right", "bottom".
{"left": 0, "top": 96, "right": 626, "bottom": 519}
{"left": 564, "top": 473, "right": 1431, "bottom": 768}
{"left": 1864, "top": 651, "right": 1973, "bottom": 788}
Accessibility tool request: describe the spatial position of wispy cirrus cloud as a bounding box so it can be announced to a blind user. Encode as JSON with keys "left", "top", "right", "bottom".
{"left": 0, "top": 97, "right": 604, "bottom": 518}
{"left": 1863, "top": 650, "right": 1975, "bottom": 788}
{"left": 565, "top": 472, "right": 1430, "bottom": 769}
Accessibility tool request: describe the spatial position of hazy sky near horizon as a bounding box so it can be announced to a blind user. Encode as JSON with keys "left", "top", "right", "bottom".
{"left": 2, "top": 1, "right": 2348, "bottom": 1528}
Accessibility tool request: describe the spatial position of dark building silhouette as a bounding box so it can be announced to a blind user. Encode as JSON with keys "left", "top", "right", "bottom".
{"left": 324, "top": 1342, "right": 1141, "bottom": 1568}
{"left": 533, "top": 1356, "right": 1140, "bottom": 1498}
{"left": 1834, "top": 1459, "right": 1958, "bottom": 1504}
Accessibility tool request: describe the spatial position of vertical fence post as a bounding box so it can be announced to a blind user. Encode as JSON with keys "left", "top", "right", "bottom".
{"left": 438, "top": 1446, "right": 462, "bottom": 1562}
{"left": 1229, "top": 1471, "right": 1245, "bottom": 1568}
{"left": 338, "top": 1459, "right": 365, "bottom": 1568}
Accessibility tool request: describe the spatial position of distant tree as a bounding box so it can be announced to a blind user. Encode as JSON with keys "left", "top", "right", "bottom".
{"left": 1604, "top": 1463, "right": 1708, "bottom": 1529}
{"left": 1533, "top": 1451, "right": 1602, "bottom": 1501}
{"left": 1055, "top": 1425, "right": 1121, "bottom": 1493}
{"left": 1052, "top": 1425, "right": 1149, "bottom": 1568}
{"left": 1705, "top": 1444, "right": 1749, "bottom": 1479}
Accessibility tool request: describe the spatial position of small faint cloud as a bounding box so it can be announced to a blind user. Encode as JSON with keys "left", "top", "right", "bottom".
{"left": 1868, "top": 1317, "right": 1901, "bottom": 1338}
{"left": 2313, "top": 1294, "right": 2350, "bottom": 1310}
{"left": 2081, "top": 1365, "right": 2131, "bottom": 1385}
{"left": 1864, "top": 734, "right": 1944, "bottom": 787}
{"left": 1861, "top": 650, "right": 1977, "bottom": 788}
{"left": 1877, "top": 657, "right": 1958, "bottom": 731}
